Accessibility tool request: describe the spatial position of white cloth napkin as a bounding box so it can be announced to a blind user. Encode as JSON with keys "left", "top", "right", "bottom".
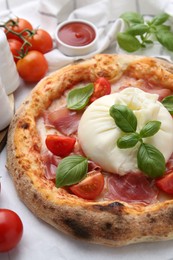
{"left": 1, "top": 0, "right": 173, "bottom": 71}
{"left": 38, "top": 0, "right": 173, "bottom": 70}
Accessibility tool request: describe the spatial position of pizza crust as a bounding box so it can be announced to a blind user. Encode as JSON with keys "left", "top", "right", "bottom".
{"left": 6, "top": 54, "right": 173, "bottom": 247}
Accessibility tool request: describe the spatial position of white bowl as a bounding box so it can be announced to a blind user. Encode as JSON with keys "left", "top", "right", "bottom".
{"left": 55, "top": 19, "right": 98, "bottom": 56}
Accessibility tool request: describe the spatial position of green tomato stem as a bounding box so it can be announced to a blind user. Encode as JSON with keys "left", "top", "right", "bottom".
{"left": 0, "top": 19, "right": 33, "bottom": 58}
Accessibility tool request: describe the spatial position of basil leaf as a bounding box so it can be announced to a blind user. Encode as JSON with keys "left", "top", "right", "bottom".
{"left": 162, "top": 95, "right": 173, "bottom": 115}
{"left": 126, "top": 24, "right": 149, "bottom": 36}
{"left": 156, "top": 24, "right": 171, "bottom": 32}
{"left": 150, "top": 13, "right": 169, "bottom": 26}
{"left": 140, "top": 121, "right": 161, "bottom": 138}
{"left": 56, "top": 155, "right": 88, "bottom": 188}
{"left": 117, "top": 32, "right": 141, "bottom": 52}
{"left": 67, "top": 83, "right": 94, "bottom": 110}
{"left": 118, "top": 12, "right": 172, "bottom": 53}
{"left": 109, "top": 105, "right": 137, "bottom": 133}
{"left": 156, "top": 30, "right": 173, "bottom": 51}
{"left": 137, "top": 143, "right": 165, "bottom": 178}
{"left": 120, "top": 12, "right": 144, "bottom": 24}
{"left": 117, "top": 133, "right": 140, "bottom": 149}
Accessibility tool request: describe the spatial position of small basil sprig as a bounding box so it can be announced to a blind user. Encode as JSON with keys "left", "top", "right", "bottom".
{"left": 67, "top": 84, "right": 94, "bottom": 110}
{"left": 118, "top": 12, "right": 172, "bottom": 52}
{"left": 56, "top": 155, "right": 88, "bottom": 188}
{"left": 162, "top": 95, "right": 173, "bottom": 115}
{"left": 109, "top": 104, "right": 165, "bottom": 178}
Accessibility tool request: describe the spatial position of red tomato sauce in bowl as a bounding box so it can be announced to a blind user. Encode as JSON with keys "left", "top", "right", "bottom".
{"left": 58, "top": 21, "right": 96, "bottom": 47}
{"left": 55, "top": 19, "right": 98, "bottom": 56}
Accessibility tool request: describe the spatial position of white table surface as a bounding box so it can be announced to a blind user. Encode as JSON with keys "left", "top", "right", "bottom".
{"left": 1, "top": 0, "right": 173, "bottom": 258}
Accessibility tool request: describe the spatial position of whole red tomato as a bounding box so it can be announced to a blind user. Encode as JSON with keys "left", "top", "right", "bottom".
{"left": 5, "top": 18, "right": 33, "bottom": 42}
{"left": 17, "top": 50, "right": 48, "bottom": 82}
{"left": 8, "top": 39, "right": 23, "bottom": 63}
{"left": 0, "top": 209, "right": 23, "bottom": 252}
{"left": 26, "top": 29, "right": 53, "bottom": 54}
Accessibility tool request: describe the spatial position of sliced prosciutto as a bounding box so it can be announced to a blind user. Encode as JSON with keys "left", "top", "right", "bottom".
{"left": 44, "top": 107, "right": 82, "bottom": 135}
{"left": 88, "top": 160, "right": 101, "bottom": 172}
{"left": 41, "top": 152, "right": 61, "bottom": 179}
{"left": 105, "top": 173, "right": 158, "bottom": 204}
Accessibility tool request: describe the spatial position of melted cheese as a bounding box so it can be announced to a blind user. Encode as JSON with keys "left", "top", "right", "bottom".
{"left": 78, "top": 87, "right": 173, "bottom": 175}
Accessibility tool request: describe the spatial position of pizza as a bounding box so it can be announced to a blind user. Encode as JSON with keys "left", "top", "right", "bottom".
{"left": 6, "top": 53, "right": 173, "bottom": 247}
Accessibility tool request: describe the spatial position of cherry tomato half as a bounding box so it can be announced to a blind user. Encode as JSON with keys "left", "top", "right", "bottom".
{"left": 70, "top": 172, "right": 104, "bottom": 200}
{"left": 5, "top": 18, "right": 33, "bottom": 42}
{"left": 8, "top": 39, "right": 23, "bottom": 63}
{"left": 26, "top": 29, "right": 53, "bottom": 54}
{"left": 46, "top": 135, "right": 76, "bottom": 157}
{"left": 90, "top": 77, "right": 111, "bottom": 103}
{"left": 17, "top": 50, "right": 48, "bottom": 82}
{"left": 0, "top": 209, "right": 23, "bottom": 252}
{"left": 156, "top": 171, "right": 173, "bottom": 195}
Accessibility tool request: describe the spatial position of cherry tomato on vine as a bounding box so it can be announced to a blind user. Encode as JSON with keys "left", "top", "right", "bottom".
{"left": 90, "top": 77, "right": 111, "bottom": 103}
{"left": 46, "top": 135, "right": 76, "bottom": 157}
{"left": 70, "top": 172, "right": 104, "bottom": 200}
{"left": 156, "top": 171, "right": 173, "bottom": 195}
{"left": 8, "top": 39, "right": 23, "bottom": 63}
{"left": 0, "top": 209, "right": 23, "bottom": 252}
{"left": 26, "top": 29, "right": 53, "bottom": 54}
{"left": 5, "top": 18, "right": 33, "bottom": 42}
{"left": 17, "top": 50, "right": 48, "bottom": 82}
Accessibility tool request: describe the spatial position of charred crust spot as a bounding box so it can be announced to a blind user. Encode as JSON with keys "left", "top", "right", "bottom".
{"left": 42, "top": 204, "right": 55, "bottom": 212}
{"left": 33, "top": 193, "right": 38, "bottom": 200}
{"left": 63, "top": 218, "right": 91, "bottom": 239}
{"left": 108, "top": 202, "right": 124, "bottom": 207}
{"left": 149, "top": 217, "right": 156, "bottom": 224}
{"left": 93, "top": 202, "right": 124, "bottom": 213}
{"left": 75, "top": 212, "right": 82, "bottom": 218}
{"left": 20, "top": 122, "right": 30, "bottom": 129}
{"left": 164, "top": 208, "right": 173, "bottom": 225}
{"left": 146, "top": 213, "right": 156, "bottom": 223}
{"left": 167, "top": 208, "right": 173, "bottom": 219}
{"left": 48, "top": 206, "right": 56, "bottom": 212}
{"left": 105, "top": 222, "right": 112, "bottom": 230}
